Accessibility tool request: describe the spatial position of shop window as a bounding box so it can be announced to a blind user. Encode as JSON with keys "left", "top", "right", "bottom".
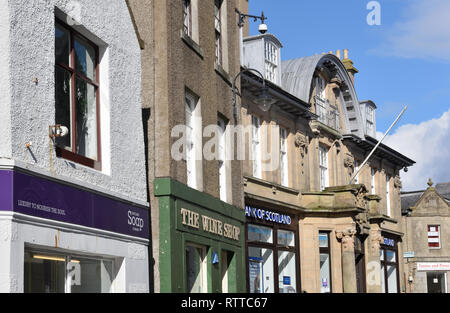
{"left": 185, "top": 243, "right": 207, "bottom": 293}
{"left": 319, "top": 232, "right": 332, "bottom": 293}
{"left": 246, "top": 215, "right": 299, "bottom": 293}
{"left": 427, "top": 225, "right": 441, "bottom": 249}
{"left": 55, "top": 20, "right": 101, "bottom": 170}
{"left": 221, "top": 251, "right": 235, "bottom": 293}
{"left": 24, "top": 250, "right": 114, "bottom": 293}
{"left": 248, "top": 247, "right": 274, "bottom": 293}
{"left": 380, "top": 238, "right": 399, "bottom": 293}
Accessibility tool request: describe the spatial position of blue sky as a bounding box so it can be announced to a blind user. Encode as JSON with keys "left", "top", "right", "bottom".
{"left": 249, "top": 0, "right": 450, "bottom": 190}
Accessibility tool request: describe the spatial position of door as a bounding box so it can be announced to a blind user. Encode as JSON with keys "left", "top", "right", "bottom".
{"left": 427, "top": 272, "right": 446, "bottom": 293}
{"left": 354, "top": 236, "right": 367, "bottom": 293}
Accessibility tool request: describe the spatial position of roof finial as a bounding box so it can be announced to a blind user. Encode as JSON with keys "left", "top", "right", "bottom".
{"left": 427, "top": 178, "right": 434, "bottom": 187}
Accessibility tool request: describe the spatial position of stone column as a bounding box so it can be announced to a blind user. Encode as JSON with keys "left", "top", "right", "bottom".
{"left": 366, "top": 227, "right": 383, "bottom": 293}
{"left": 336, "top": 228, "right": 357, "bottom": 293}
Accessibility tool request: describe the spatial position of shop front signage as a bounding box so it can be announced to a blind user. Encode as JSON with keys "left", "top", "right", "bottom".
{"left": 383, "top": 238, "right": 395, "bottom": 247}
{"left": 180, "top": 208, "right": 240, "bottom": 241}
{"left": 0, "top": 170, "right": 149, "bottom": 239}
{"left": 417, "top": 263, "right": 450, "bottom": 271}
{"left": 244, "top": 205, "right": 291, "bottom": 225}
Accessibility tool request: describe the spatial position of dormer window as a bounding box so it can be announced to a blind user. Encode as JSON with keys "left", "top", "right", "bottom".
{"left": 264, "top": 41, "right": 278, "bottom": 83}
{"left": 366, "top": 105, "right": 375, "bottom": 135}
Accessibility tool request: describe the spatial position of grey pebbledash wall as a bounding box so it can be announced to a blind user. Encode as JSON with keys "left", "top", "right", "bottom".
{"left": 0, "top": 0, "right": 147, "bottom": 204}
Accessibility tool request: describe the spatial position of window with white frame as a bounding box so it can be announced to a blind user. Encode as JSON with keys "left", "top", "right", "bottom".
{"left": 186, "top": 92, "right": 200, "bottom": 189}
{"left": 218, "top": 117, "right": 228, "bottom": 202}
{"left": 251, "top": 115, "right": 262, "bottom": 179}
{"left": 319, "top": 145, "right": 329, "bottom": 191}
{"left": 264, "top": 41, "right": 278, "bottom": 83}
{"left": 183, "top": 0, "right": 192, "bottom": 37}
{"left": 386, "top": 175, "right": 391, "bottom": 217}
{"left": 315, "top": 76, "right": 327, "bottom": 124}
{"left": 427, "top": 225, "right": 441, "bottom": 249}
{"left": 366, "top": 105, "right": 375, "bottom": 135}
{"left": 371, "top": 168, "right": 376, "bottom": 194}
{"left": 280, "top": 127, "right": 288, "bottom": 187}
{"left": 214, "top": 0, "right": 223, "bottom": 66}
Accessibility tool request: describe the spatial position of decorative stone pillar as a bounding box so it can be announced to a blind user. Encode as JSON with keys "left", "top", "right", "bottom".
{"left": 366, "top": 227, "right": 383, "bottom": 293}
{"left": 336, "top": 228, "right": 357, "bottom": 293}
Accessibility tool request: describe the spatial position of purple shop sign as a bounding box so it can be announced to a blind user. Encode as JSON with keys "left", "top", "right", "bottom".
{"left": 0, "top": 170, "right": 149, "bottom": 239}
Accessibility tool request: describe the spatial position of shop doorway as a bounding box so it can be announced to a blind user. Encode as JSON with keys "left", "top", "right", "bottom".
{"left": 354, "top": 236, "right": 366, "bottom": 293}
{"left": 427, "top": 272, "right": 446, "bottom": 293}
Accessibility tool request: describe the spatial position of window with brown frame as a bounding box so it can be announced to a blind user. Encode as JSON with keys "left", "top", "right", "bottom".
{"left": 318, "top": 231, "right": 332, "bottom": 293}
{"left": 214, "top": 0, "right": 223, "bottom": 66}
{"left": 55, "top": 19, "right": 101, "bottom": 170}
{"left": 245, "top": 206, "right": 300, "bottom": 293}
{"left": 183, "top": 0, "right": 192, "bottom": 37}
{"left": 380, "top": 236, "right": 400, "bottom": 293}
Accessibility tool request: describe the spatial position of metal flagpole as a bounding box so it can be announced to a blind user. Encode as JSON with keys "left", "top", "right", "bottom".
{"left": 349, "top": 105, "right": 408, "bottom": 184}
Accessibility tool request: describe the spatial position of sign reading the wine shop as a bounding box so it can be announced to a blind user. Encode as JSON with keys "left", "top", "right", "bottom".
{"left": 180, "top": 208, "right": 240, "bottom": 241}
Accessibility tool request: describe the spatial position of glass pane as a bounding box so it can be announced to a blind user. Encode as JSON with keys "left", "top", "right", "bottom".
{"left": 186, "top": 245, "right": 205, "bottom": 293}
{"left": 248, "top": 224, "right": 273, "bottom": 244}
{"left": 55, "top": 66, "right": 72, "bottom": 149}
{"left": 386, "top": 250, "right": 396, "bottom": 263}
{"left": 319, "top": 233, "right": 329, "bottom": 248}
{"left": 278, "top": 230, "right": 295, "bottom": 247}
{"left": 55, "top": 24, "right": 70, "bottom": 66}
{"left": 380, "top": 249, "right": 384, "bottom": 261}
{"left": 387, "top": 265, "right": 398, "bottom": 293}
{"left": 380, "top": 264, "right": 386, "bottom": 293}
{"left": 24, "top": 252, "right": 66, "bottom": 293}
{"left": 278, "top": 251, "right": 296, "bottom": 293}
{"left": 74, "top": 36, "right": 96, "bottom": 80}
{"left": 76, "top": 79, "right": 98, "bottom": 160}
{"left": 70, "top": 258, "right": 113, "bottom": 293}
{"left": 248, "top": 247, "right": 274, "bottom": 293}
{"left": 320, "top": 253, "right": 331, "bottom": 293}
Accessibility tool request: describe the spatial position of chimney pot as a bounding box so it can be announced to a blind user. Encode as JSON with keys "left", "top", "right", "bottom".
{"left": 344, "top": 48, "right": 349, "bottom": 59}
{"left": 336, "top": 50, "right": 341, "bottom": 59}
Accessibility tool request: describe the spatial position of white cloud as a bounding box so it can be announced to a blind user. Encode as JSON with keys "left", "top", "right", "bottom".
{"left": 375, "top": 0, "right": 450, "bottom": 62}
{"left": 382, "top": 109, "right": 450, "bottom": 191}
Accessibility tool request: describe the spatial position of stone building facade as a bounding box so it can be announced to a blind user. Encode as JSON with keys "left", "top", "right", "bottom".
{"left": 127, "top": 0, "right": 249, "bottom": 293}
{"left": 0, "top": 0, "right": 150, "bottom": 293}
{"left": 241, "top": 30, "right": 415, "bottom": 293}
{"left": 402, "top": 180, "right": 450, "bottom": 293}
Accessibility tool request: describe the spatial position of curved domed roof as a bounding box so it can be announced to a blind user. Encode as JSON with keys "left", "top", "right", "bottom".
{"left": 281, "top": 54, "right": 365, "bottom": 138}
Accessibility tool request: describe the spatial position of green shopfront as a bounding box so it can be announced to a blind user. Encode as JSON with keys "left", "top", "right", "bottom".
{"left": 154, "top": 178, "right": 246, "bottom": 293}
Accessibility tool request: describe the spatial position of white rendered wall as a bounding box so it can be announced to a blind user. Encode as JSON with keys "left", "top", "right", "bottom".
{"left": 0, "top": 214, "right": 149, "bottom": 293}
{"left": 2, "top": 0, "right": 147, "bottom": 204}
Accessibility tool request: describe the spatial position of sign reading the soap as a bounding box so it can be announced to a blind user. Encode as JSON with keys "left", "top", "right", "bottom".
{"left": 180, "top": 208, "right": 240, "bottom": 241}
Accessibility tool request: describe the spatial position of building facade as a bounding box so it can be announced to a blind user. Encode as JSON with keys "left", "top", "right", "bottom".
{"left": 0, "top": 0, "right": 150, "bottom": 293}
{"left": 127, "top": 0, "right": 248, "bottom": 293}
{"left": 402, "top": 180, "right": 450, "bottom": 293}
{"left": 240, "top": 30, "right": 415, "bottom": 293}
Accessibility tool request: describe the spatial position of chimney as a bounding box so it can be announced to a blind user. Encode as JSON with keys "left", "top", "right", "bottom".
{"left": 341, "top": 48, "right": 359, "bottom": 85}
{"left": 335, "top": 49, "right": 341, "bottom": 59}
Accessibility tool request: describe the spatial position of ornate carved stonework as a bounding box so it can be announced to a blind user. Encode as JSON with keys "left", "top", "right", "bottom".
{"left": 336, "top": 228, "right": 357, "bottom": 252}
{"left": 369, "top": 230, "right": 383, "bottom": 255}
{"left": 295, "top": 133, "right": 308, "bottom": 158}
{"left": 344, "top": 154, "right": 355, "bottom": 176}
{"left": 394, "top": 176, "right": 402, "bottom": 189}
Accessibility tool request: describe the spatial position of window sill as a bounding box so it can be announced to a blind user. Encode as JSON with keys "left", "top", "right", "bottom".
{"left": 55, "top": 146, "right": 102, "bottom": 171}
{"left": 214, "top": 63, "right": 232, "bottom": 87}
{"left": 180, "top": 30, "right": 203, "bottom": 59}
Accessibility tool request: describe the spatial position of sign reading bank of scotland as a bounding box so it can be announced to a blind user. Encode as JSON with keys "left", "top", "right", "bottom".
{"left": 0, "top": 170, "right": 149, "bottom": 240}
